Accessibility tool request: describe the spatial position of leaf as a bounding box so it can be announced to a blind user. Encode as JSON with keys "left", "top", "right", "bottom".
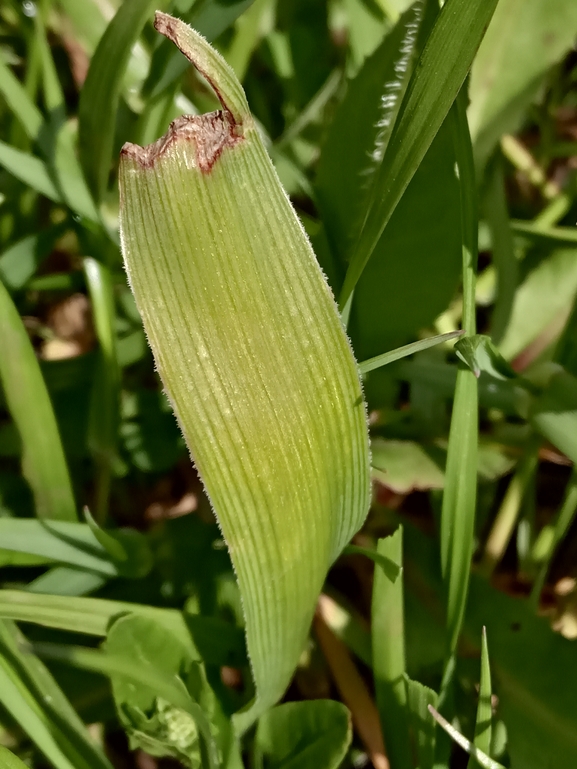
{"left": 339, "top": 0, "right": 499, "bottom": 307}
{"left": 406, "top": 679, "right": 437, "bottom": 769}
{"left": 358, "top": 331, "right": 463, "bottom": 375}
{"left": 531, "top": 370, "right": 577, "bottom": 464}
{"left": 466, "top": 627, "right": 493, "bottom": 769}
{"left": 78, "top": 0, "right": 158, "bottom": 203}
{"left": 342, "top": 544, "right": 400, "bottom": 583}
{"left": 119, "top": 13, "right": 370, "bottom": 731}
{"left": 455, "top": 335, "right": 518, "bottom": 381}
{"left": 0, "top": 224, "right": 67, "bottom": 290}
{"left": 0, "top": 279, "right": 77, "bottom": 521}
{"left": 0, "top": 619, "right": 113, "bottom": 769}
{"left": 466, "top": 576, "right": 577, "bottom": 769}
{"left": 0, "top": 746, "right": 30, "bottom": 769}
{"left": 428, "top": 704, "right": 505, "bottom": 769}
{"left": 499, "top": 249, "right": 577, "bottom": 362}
{"left": 371, "top": 528, "right": 411, "bottom": 769}
{"left": 31, "top": 636, "right": 220, "bottom": 769}
{"left": 0, "top": 140, "right": 63, "bottom": 202}
{"left": 254, "top": 700, "right": 352, "bottom": 769}
{"left": 440, "top": 91, "right": 479, "bottom": 659}
{"left": 105, "top": 614, "right": 222, "bottom": 768}
{"left": 371, "top": 439, "right": 445, "bottom": 494}
{"left": 0, "top": 519, "right": 125, "bottom": 575}
{"left": 469, "top": 0, "right": 577, "bottom": 163}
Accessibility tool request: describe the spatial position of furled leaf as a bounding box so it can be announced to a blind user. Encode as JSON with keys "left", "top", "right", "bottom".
{"left": 254, "top": 700, "right": 352, "bottom": 769}
{"left": 118, "top": 13, "right": 370, "bottom": 731}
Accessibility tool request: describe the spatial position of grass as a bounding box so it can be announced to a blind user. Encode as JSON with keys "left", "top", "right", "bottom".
{"left": 1, "top": 0, "right": 577, "bottom": 767}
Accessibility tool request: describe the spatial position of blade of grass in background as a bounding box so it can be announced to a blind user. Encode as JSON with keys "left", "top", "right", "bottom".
{"left": 371, "top": 527, "right": 411, "bottom": 769}
{"left": 484, "top": 156, "right": 518, "bottom": 344}
{"left": 0, "top": 620, "right": 113, "bottom": 769}
{"left": 466, "top": 628, "right": 492, "bottom": 769}
{"left": 78, "top": 0, "right": 159, "bottom": 203}
{"left": 440, "top": 93, "right": 479, "bottom": 663}
{"left": 339, "top": 0, "right": 499, "bottom": 308}
{"left": 83, "top": 257, "right": 120, "bottom": 523}
{"left": 358, "top": 331, "right": 463, "bottom": 375}
{"left": 119, "top": 13, "right": 371, "bottom": 732}
{"left": 0, "top": 279, "right": 76, "bottom": 521}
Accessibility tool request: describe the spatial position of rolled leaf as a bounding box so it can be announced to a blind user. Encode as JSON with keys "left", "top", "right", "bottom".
{"left": 119, "top": 12, "right": 370, "bottom": 732}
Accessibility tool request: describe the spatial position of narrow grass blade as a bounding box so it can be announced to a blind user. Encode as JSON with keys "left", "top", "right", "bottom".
{"left": 83, "top": 258, "right": 120, "bottom": 523}
{"left": 27, "top": 567, "right": 107, "bottom": 596}
{"left": 0, "top": 280, "right": 76, "bottom": 521}
{"left": 342, "top": 545, "right": 400, "bottom": 582}
{"left": 358, "top": 331, "right": 463, "bottom": 375}
{"left": 371, "top": 528, "right": 411, "bottom": 769}
{"left": 0, "top": 619, "right": 113, "bottom": 769}
{"left": 78, "top": 0, "right": 158, "bottom": 203}
{"left": 339, "top": 0, "right": 499, "bottom": 308}
{"left": 511, "top": 220, "right": 577, "bottom": 245}
{"left": 119, "top": 13, "right": 370, "bottom": 731}
{"left": 466, "top": 628, "right": 492, "bottom": 769}
{"left": 428, "top": 706, "right": 505, "bottom": 769}
{"left": 29, "top": 640, "right": 219, "bottom": 769}
{"left": 484, "top": 157, "right": 518, "bottom": 344}
{"left": 407, "top": 679, "right": 437, "bottom": 769}
{"left": 440, "top": 93, "right": 479, "bottom": 659}
{"left": 0, "top": 55, "right": 44, "bottom": 139}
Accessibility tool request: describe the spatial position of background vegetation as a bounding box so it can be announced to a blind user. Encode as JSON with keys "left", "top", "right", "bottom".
{"left": 0, "top": 0, "right": 577, "bottom": 767}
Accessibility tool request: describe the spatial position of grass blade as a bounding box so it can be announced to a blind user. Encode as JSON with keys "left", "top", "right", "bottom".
{"left": 358, "top": 330, "right": 463, "bottom": 375}
{"left": 0, "top": 619, "right": 113, "bottom": 769}
{"left": 339, "top": 0, "right": 499, "bottom": 308}
{"left": 119, "top": 13, "right": 370, "bottom": 732}
{"left": 466, "top": 627, "right": 492, "bottom": 769}
{"left": 371, "top": 527, "right": 411, "bottom": 769}
{"left": 0, "top": 746, "right": 30, "bottom": 769}
{"left": 428, "top": 705, "right": 505, "bottom": 769}
{"left": 78, "top": 0, "right": 157, "bottom": 203}
{"left": 0, "top": 279, "right": 76, "bottom": 521}
{"left": 440, "top": 92, "right": 479, "bottom": 659}
{"left": 0, "top": 140, "right": 63, "bottom": 202}
{"left": 83, "top": 258, "right": 120, "bottom": 523}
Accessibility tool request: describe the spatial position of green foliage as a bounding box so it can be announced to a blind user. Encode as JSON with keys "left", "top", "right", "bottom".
{"left": 0, "top": 0, "right": 577, "bottom": 767}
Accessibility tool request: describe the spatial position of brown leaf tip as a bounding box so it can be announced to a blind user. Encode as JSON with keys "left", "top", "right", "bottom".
{"left": 120, "top": 112, "right": 243, "bottom": 174}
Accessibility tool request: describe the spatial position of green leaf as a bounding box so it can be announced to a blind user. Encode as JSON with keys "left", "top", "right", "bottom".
{"left": 342, "top": 544, "right": 400, "bottom": 583}
{"left": 119, "top": 13, "right": 370, "bottom": 732}
{"left": 30, "top": 636, "right": 220, "bottom": 769}
{"left": 0, "top": 279, "right": 77, "bottom": 521}
{"left": 466, "top": 627, "right": 493, "bottom": 769}
{"left": 428, "top": 704, "right": 505, "bottom": 769}
{"left": 83, "top": 257, "right": 121, "bottom": 523}
{"left": 466, "top": 576, "right": 577, "bottom": 769}
{"left": 0, "top": 225, "right": 67, "bottom": 290}
{"left": 455, "top": 335, "right": 518, "bottom": 381}
{"left": 83, "top": 508, "right": 153, "bottom": 578}
{"left": 484, "top": 157, "right": 518, "bottom": 344}
{"left": 0, "top": 519, "right": 123, "bottom": 575}
{"left": 499, "top": 249, "right": 577, "bottom": 362}
{"left": 469, "top": 0, "right": 577, "bottom": 164}
{"left": 531, "top": 370, "right": 577, "bottom": 464}
{"left": 339, "top": 0, "right": 499, "bottom": 307}
{"left": 358, "top": 331, "right": 463, "bottom": 375}
{"left": 0, "top": 619, "right": 113, "bottom": 769}
{"left": 406, "top": 679, "right": 437, "bottom": 769}
{"left": 371, "top": 439, "right": 444, "bottom": 494}
{"left": 371, "top": 528, "right": 411, "bottom": 769}
{"left": 440, "top": 91, "right": 479, "bottom": 659}
{"left": 0, "top": 746, "right": 30, "bottom": 769}
{"left": 254, "top": 700, "right": 351, "bottom": 769}
{"left": 104, "top": 614, "right": 222, "bottom": 768}
{"left": 78, "top": 0, "right": 158, "bottom": 203}
{"left": 0, "top": 140, "right": 63, "bottom": 202}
